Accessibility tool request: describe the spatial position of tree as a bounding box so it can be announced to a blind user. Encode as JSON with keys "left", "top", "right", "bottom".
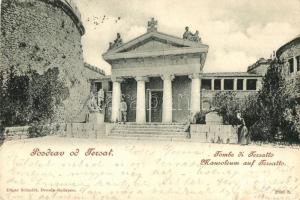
{"left": 254, "top": 59, "right": 300, "bottom": 143}
{"left": 0, "top": 66, "right": 69, "bottom": 131}
{"left": 212, "top": 91, "right": 241, "bottom": 125}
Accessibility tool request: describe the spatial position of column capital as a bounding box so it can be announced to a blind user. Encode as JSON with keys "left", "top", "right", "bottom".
{"left": 161, "top": 74, "right": 175, "bottom": 81}
{"left": 188, "top": 73, "right": 202, "bottom": 79}
{"left": 111, "top": 76, "right": 124, "bottom": 83}
{"left": 135, "top": 76, "right": 149, "bottom": 82}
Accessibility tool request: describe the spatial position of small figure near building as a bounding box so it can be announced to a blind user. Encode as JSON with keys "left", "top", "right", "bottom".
{"left": 237, "top": 112, "right": 250, "bottom": 145}
{"left": 120, "top": 97, "right": 127, "bottom": 123}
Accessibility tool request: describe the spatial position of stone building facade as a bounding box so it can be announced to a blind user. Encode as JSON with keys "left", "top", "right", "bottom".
{"left": 0, "top": 0, "right": 103, "bottom": 122}
{"left": 276, "top": 35, "right": 300, "bottom": 101}
{"left": 93, "top": 19, "right": 264, "bottom": 123}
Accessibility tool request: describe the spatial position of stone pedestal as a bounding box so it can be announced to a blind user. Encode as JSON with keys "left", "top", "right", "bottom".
{"left": 89, "top": 112, "right": 105, "bottom": 124}
{"left": 205, "top": 111, "right": 223, "bottom": 125}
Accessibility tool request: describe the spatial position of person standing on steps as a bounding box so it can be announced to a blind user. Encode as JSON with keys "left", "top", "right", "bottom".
{"left": 120, "top": 97, "right": 127, "bottom": 124}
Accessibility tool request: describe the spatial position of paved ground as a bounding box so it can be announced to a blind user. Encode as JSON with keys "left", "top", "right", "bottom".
{"left": 0, "top": 136, "right": 300, "bottom": 200}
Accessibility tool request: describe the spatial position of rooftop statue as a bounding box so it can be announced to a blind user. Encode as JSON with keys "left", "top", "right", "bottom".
{"left": 183, "top": 26, "right": 193, "bottom": 40}
{"left": 108, "top": 33, "right": 123, "bottom": 50}
{"left": 183, "top": 26, "right": 201, "bottom": 43}
{"left": 147, "top": 17, "right": 158, "bottom": 32}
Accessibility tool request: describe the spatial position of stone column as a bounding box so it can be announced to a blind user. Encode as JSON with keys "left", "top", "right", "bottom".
{"left": 243, "top": 79, "right": 247, "bottom": 91}
{"left": 211, "top": 78, "right": 215, "bottom": 91}
{"left": 189, "top": 73, "right": 201, "bottom": 115}
{"left": 161, "top": 74, "right": 175, "bottom": 123}
{"left": 135, "top": 76, "right": 149, "bottom": 123}
{"left": 111, "top": 78, "right": 122, "bottom": 122}
{"left": 221, "top": 79, "right": 224, "bottom": 90}
{"left": 294, "top": 57, "right": 298, "bottom": 74}
{"left": 233, "top": 78, "right": 237, "bottom": 91}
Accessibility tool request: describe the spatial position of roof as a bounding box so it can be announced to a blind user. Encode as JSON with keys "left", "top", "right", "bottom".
{"left": 276, "top": 34, "right": 300, "bottom": 58}
{"left": 202, "top": 72, "right": 263, "bottom": 77}
{"left": 102, "top": 30, "right": 209, "bottom": 61}
{"left": 84, "top": 63, "right": 105, "bottom": 75}
{"left": 247, "top": 58, "right": 272, "bottom": 72}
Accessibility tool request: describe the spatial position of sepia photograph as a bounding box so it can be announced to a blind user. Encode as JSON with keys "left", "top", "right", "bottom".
{"left": 0, "top": 0, "right": 300, "bottom": 199}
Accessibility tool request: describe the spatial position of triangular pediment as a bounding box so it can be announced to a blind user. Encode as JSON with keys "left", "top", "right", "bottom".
{"left": 103, "top": 31, "right": 209, "bottom": 60}
{"left": 119, "top": 37, "right": 188, "bottom": 53}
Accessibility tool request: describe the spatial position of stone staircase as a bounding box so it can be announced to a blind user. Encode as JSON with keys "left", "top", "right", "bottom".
{"left": 108, "top": 123, "right": 189, "bottom": 141}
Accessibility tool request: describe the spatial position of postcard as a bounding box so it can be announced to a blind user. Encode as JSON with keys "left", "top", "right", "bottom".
{"left": 1, "top": 0, "right": 300, "bottom": 199}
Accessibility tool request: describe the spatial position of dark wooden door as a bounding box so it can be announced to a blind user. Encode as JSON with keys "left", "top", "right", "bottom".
{"left": 150, "top": 91, "right": 163, "bottom": 122}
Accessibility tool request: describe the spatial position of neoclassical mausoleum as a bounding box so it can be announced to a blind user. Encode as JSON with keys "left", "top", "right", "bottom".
{"left": 91, "top": 18, "right": 264, "bottom": 123}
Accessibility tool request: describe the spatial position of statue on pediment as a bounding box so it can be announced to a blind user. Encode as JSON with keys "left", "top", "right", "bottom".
{"left": 147, "top": 17, "right": 158, "bottom": 32}
{"left": 183, "top": 26, "right": 193, "bottom": 40}
{"left": 183, "top": 27, "right": 202, "bottom": 43}
{"left": 192, "top": 30, "right": 202, "bottom": 43}
{"left": 108, "top": 33, "right": 123, "bottom": 50}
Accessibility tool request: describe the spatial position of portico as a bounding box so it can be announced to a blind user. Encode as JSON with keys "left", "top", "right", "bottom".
{"left": 102, "top": 18, "right": 208, "bottom": 123}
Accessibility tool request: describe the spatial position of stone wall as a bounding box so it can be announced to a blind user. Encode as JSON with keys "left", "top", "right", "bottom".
{"left": 0, "top": 0, "right": 102, "bottom": 122}
{"left": 190, "top": 124, "right": 238, "bottom": 143}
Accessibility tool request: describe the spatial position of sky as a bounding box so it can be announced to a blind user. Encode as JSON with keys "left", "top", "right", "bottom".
{"left": 73, "top": 0, "right": 300, "bottom": 74}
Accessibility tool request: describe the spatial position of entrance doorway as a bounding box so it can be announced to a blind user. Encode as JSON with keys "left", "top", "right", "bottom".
{"left": 148, "top": 90, "right": 163, "bottom": 122}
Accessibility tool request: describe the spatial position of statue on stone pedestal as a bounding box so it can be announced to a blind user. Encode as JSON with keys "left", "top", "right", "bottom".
{"left": 108, "top": 33, "right": 123, "bottom": 50}
{"left": 87, "top": 91, "right": 99, "bottom": 113}
{"left": 97, "top": 88, "right": 105, "bottom": 111}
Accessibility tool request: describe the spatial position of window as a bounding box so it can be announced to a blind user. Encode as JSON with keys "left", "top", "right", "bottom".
{"left": 297, "top": 56, "right": 300, "bottom": 71}
{"left": 214, "top": 79, "right": 221, "bottom": 90}
{"left": 289, "top": 58, "right": 294, "bottom": 73}
{"left": 224, "top": 79, "right": 234, "bottom": 90}
{"left": 108, "top": 81, "right": 113, "bottom": 91}
{"left": 95, "top": 82, "right": 102, "bottom": 92}
{"left": 237, "top": 79, "right": 243, "bottom": 90}
{"left": 246, "top": 79, "right": 257, "bottom": 90}
{"left": 201, "top": 79, "right": 212, "bottom": 90}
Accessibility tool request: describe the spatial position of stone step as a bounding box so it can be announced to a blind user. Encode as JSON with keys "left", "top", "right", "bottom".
{"left": 113, "top": 124, "right": 186, "bottom": 128}
{"left": 107, "top": 134, "right": 186, "bottom": 141}
{"left": 112, "top": 127, "right": 187, "bottom": 132}
{"left": 109, "top": 123, "right": 188, "bottom": 141}
{"left": 111, "top": 130, "right": 187, "bottom": 135}
{"left": 110, "top": 132, "right": 186, "bottom": 137}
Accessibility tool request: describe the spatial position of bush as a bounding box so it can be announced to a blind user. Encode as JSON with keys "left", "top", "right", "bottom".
{"left": 212, "top": 91, "right": 241, "bottom": 125}
{"left": 28, "top": 122, "right": 49, "bottom": 138}
{"left": 193, "top": 111, "right": 206, "bottom": 124}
